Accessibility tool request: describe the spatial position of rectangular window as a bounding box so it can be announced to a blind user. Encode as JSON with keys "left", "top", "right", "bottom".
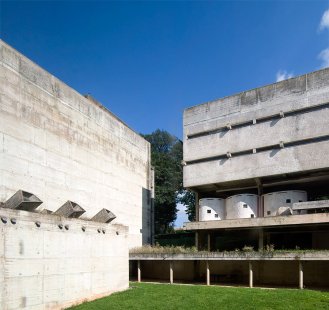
{"left": 215, "top": 214, "right": 218, "bottom": 218}
{"left": 207, "top": 210, "right": 211, "bottom": 213}
{"left": 267, "top": 211, "right": 271, "bottom": 215}
{"left": 243, "top": 203, "right": 248, "bottom": 208}
{"left": 286, "top": 199, "right": 291, "bottom": 203}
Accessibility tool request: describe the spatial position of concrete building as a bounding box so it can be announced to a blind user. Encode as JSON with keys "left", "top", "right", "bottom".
{"left": 182, "top": 67, "right": 329, "bottom": 251}
{"left": 0, "top": 40, "right": 154, "bottom": 248}
{"left": 0, "top": 40, "right": 154, "bottom": 308}
{"left": 129, "top": 68, "right": 329, "bottom": 290}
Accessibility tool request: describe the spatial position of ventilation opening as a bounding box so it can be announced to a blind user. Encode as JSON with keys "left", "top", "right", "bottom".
{"left": 251, "top": 214, "right": 254, "bottom": 218}
{"left": 243, "top": 203, "right": 248, "bottom": 208}
{"left": 267, "top": 211, "right": 271, "bottom": 215}
{"left": 215, "top": 214, "right": 218, "bottom": 218}
{"left": 207, "top": 210, "right": 211, "bottom": 214}
{"left": 286, "top": 199, "right": 291, "bottom": 203}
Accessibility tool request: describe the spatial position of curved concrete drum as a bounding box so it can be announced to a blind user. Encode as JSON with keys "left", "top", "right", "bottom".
{"left": 226, "top": 194, "right": 258, "bottom": 219}
{"left": 199, "top": 198, "right": 225, "bottom": 221}
{"left": 263, "top": 190, "right": 307, "bottom": 217}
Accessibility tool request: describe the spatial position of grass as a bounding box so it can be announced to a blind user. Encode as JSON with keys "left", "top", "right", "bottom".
{"left": 69, "top": 282, "right": 329, "bottom": 310}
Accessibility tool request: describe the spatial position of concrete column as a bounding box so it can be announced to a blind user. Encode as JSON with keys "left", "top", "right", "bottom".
{"left": 137, "top": 260, "right": 141, "bottom": 283}
{"left": 195, "top": 232, "right": 199, "bottom": 248}
{"left": 170, "top": 261, "right": 174, "bottom": 284}
{"left": 206, "top": 261, "right": 210, "bottom": 286}
{"left": 207, "top": 233, "right": 211, "bottom": 252}
{"left": 249, "top": 261, "right": 253, "bottom": 288}
{"left": 258, "top": 229, "right": 264, "bottom": 250}
{"left": 299, "top": 261, "right": 303, "bottom": 289}
{"left": 195, "top": 191, "right": 199, "bottom": 222}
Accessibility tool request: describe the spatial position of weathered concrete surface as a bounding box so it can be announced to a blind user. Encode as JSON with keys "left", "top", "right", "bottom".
{"left": 0, "top": 40, "right": 152, "bottom": 247}
{"left": 183, "top": 68, "right": 329, "bottom": 188}
{"left": 0, "top": 208, "right": 128, "bottom": 310}
{"left": 293, "top": 200, "right": 329, "bottom": 210}
{"left": 183, "top": 213, "right": 329, "bottom": 231}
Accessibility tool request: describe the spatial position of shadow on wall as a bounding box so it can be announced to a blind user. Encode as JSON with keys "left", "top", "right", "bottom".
{"left": 142, "top": 187, "right": 153, "bottom": 245}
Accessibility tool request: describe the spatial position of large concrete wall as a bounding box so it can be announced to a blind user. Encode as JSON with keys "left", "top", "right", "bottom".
{"left": 0, "top": 40, "right": 152, "bottom": 248}
{"left": 183, "top": 68, "right": 329, "bottom": 188}
{"left": 0, "top": 208, "right": 128, "bottom": 310}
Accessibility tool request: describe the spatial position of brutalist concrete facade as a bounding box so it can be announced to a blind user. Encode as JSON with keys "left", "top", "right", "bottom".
{"left": 183, "top": 68, "right": 329, "bottom": 251}
{"left": 184, "top": 68, "right": 329, "bottom": 191}
{"left": 0, "top": 40, "right": 154, "bottom": 248}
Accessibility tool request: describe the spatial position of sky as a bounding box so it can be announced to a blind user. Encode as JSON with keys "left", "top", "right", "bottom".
{"left": 1, "top": 1, "right": 329, "bottom": 227}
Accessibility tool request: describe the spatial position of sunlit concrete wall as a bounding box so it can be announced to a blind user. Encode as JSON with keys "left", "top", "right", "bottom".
{"left": 0, "top": 40, "right": 152, "bottom": 248}
{"left": 0, "top": 208, "right": 128, "bottom": 310}
{"left": 183, "top": 68, "right": 329, "bottom": 188}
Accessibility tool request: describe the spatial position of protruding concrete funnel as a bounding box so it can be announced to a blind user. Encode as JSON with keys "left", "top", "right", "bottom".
{"left": 91, "top": 208, "right": 116, "bottom": 223}
{"left": 4, "top": 190, "right": 42, "bottom": 211}
{"left": 54, "top": 201, "right": 85, "bottom": 218}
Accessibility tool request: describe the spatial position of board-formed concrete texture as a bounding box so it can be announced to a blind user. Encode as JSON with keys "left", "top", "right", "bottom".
{"left": 0, "top": 40, "right": 153, "bottom": 248}
{"left": 183, "top": 68, "right": 329, "bottom": 189}
{"left": 0, "top": 207, "right": 128, "bottom": 310}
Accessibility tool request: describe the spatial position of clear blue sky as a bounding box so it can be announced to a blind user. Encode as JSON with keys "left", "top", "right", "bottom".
{"left": 1, "top": 1, "right": 329, "bottom": 226}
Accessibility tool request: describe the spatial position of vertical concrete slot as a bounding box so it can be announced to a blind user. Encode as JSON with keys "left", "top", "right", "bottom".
{"left": 4, "top": 190, "right": 42, "bottom": 211}
{"left": 54, "top": 201, "right": 85, "bottom": 218}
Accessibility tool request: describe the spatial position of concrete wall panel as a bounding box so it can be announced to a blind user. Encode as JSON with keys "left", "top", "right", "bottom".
{"left": 0, "top": 208, "right": 128, "bottom": 310}
{"left": 184, "top": 107, "right": 329, "bottom": 162}
{"left": 0, "top": 40, "right": 152, "bottom": 247}
{"left": 184, "top": 140, "right": 329, "bottom": 188}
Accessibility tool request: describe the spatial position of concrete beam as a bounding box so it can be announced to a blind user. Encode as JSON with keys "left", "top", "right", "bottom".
{"left": 129, "top": 252, "right": 329, "bottom": 261}
{"left": 184, "top": 213, "right": 329, "bottom": 231}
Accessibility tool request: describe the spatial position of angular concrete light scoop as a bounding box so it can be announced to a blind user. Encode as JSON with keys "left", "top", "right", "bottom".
{"left": 54, "top": 201, "right": 86, "bottom": 218}
{"left": 3, "top": 190, "right": 43, "bottom": 211}
{"left": 91, "top": 208, "right": 116, "bottom": 223}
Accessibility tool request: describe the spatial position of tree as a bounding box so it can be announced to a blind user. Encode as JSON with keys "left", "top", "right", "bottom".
{"left": 143, "top": 130, "right": 183, "bottom": 234}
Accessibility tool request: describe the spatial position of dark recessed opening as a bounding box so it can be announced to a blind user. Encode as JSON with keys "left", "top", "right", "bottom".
{"left": 286, "top": 199, "right": 291, "bottom": 203}
{"left": 207, "top": 210, "right": 211, "bottom": 213}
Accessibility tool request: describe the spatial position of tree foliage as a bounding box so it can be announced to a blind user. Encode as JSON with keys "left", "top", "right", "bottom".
{"left": 143, "top": 129, "right": 196, "bottom": 233}
{"left": 143, "top": 130, "right": 182, "bottom": 234}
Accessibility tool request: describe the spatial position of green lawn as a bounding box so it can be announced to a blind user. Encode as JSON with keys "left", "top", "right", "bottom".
{"left": 69, "top": 282, "right": 329, "bottom": 310}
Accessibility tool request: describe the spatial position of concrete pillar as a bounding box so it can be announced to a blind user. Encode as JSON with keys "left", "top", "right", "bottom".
{"left": 258, "top": 229, "right": 264, "bottom": 250}
{"left": 207, "top": 233, "right": 211, "bottom": 252}
{"left": 249, "top": 261, "right": 253, "bottom": 288}
{"left": 195, "top": 191, "right": 199, "bottom": 222}
{"left": 170, "top": 261, "right": 174, "bottom": 284}
{"left": 137, "top": 260, "right": 141, "bottom": 283}
{"left": 299, "top": 261, "right": 303, "bottom": 289}
{"left": 195, "top": 232, "right": 199, "bottom": 248}
{"left": 206, "top": 261, "right": 210, "bottom": 286}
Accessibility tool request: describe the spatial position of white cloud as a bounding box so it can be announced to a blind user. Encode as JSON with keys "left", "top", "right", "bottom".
{"left": 319, "top": 9, "right": 329, "bottom": 31}
{"left": 276, "top": 70, "right": 294, "bottom": 82}
{"left": 319, "top": 47, "right": 329, "bottom": 68}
